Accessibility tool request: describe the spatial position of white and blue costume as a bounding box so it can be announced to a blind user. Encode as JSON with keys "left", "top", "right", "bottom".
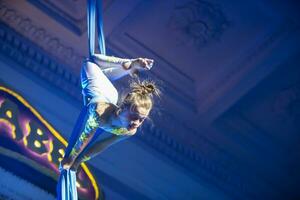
{"left": 57, "top": 55, "right": 134, "bottom": 200}
{"left": 56, "top": 0, "right": 137, "bottom": 198}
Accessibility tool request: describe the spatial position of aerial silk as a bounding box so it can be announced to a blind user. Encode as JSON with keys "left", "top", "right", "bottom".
{"left": 56, "top": 0, "right": 106, "bottom": 199}
{"left": 56, "top": 169, "right": 78, "bottom": 200}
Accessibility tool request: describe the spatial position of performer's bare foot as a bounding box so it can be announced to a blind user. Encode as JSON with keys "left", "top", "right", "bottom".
{"left": 60, "top": 156, "right": 75, "bottom": 170}
{"left": 70, "top": 160, "right": 80, "bottom": 172}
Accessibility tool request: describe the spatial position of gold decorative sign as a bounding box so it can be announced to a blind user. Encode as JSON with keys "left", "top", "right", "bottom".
{"left": 0, "top": 86, "right": 99, "bottom": 199}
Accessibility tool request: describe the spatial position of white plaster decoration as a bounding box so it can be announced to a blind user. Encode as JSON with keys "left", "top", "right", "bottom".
{"left": 167, "top": 0, "right": 230, "bottom": 49}
{"left": 0, "top": 2, "right": 84, "bottom": 71}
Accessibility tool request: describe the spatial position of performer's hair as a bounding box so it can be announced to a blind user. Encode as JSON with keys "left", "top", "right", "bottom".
{"left": 121, "top": 79, "right": 160, "bottom": 111}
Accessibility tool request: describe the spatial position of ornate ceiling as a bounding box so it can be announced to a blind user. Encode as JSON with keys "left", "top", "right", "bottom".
{"left": 0, "top": 0, "right": 300, "bottom": 199}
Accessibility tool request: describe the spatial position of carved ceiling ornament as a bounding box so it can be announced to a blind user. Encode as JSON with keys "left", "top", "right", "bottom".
{"left": 167, "top": 0, "right": 230, "bottom": 48}
{"left": 0, "top": 2, "right": 83, "bottom": 71}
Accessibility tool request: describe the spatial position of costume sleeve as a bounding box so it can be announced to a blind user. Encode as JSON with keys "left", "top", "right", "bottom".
{"left": 91, "top": 54, "right": 134, "bottom": 81}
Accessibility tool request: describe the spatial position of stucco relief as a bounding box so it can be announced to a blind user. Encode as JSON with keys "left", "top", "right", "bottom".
{"left": 0, "top": 22, "right": 82, "bottom": 102}
{"left": 0, "top": 2, "right": 83, "bottom": 71}
{"left": 167, "top": 0, "right": 229, "bottom": 48}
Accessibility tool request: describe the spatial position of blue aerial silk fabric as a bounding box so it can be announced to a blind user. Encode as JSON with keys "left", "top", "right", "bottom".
{"left": 56, "top": 106, "right": 88, "bottom": 200}
{"left": 56, "top": 107, "right": 129, "bottom": 199}
{"left": 88, "top": 0, "right": 106, "bottom": 57}
{"left": 56, "top": 169, "right": 78, "bottom": 200}
{"left": 56, "top": 0, "right": 107, "bottom": 199}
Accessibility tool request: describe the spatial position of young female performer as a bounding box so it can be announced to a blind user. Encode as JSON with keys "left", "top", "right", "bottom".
{"left": 60, "top": 53, "right": 160, "bottom": 171}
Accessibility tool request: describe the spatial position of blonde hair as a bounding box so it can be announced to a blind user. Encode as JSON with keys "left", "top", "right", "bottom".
{"left": 121, "top": 79, "right": 160, "bottom": 111}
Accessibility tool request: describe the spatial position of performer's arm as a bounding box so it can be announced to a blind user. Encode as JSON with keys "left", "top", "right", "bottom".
{"left": 61, "top": 102, "right": 109, "bottom": 169}
{"left": 71, "top": 134, "right": 127, "bottom": 170}
{"left": 61, "top": 112, "right": 98, "bottom": 169}
{"left": 92, "top": 54, "right": 153, "bottom": 80}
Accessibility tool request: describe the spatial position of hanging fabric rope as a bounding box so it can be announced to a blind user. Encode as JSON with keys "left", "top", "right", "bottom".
{"left": 87, "top": 0, "right": 106, "bottom": 56}
{"left": 96, "top": 0, "right": 106, "bottom": 55}
{"left": 57, "top": 1, "right": 105, "bottom": 200}
{"left": 57, "top": 0, "right": 155, "bottom": 199}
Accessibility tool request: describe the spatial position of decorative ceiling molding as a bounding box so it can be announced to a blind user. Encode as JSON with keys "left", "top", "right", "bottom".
{"left": 27, "top": 0, "right": 86, "bottom": 35}
{"left": 197, "top": 19, "right": 297, "bottom": 116}
{"left": 0, "top": 22, "right": 82, "bottom": 102}
{"left": 26, "top": 0, "right": 114, "bottom": 36}
{"left": 167, "top": 0, "right": 230, "bottom": 49}
{"left": 0, "top": 2, "right": 84, "bottom": 72}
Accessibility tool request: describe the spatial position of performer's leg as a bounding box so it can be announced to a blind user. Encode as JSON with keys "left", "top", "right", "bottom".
{"left": 91, "top": 54, "right": 132, "bottom": 81}
{"left": 61, "top": 103, "right": 101, "bottom": 169}
{"left": 81, "top": 60, "right": 119, "bottom": 104}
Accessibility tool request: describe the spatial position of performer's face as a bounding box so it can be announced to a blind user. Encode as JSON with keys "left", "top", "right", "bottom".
{"left": 118, "top": 105, "right": 150, "bottom": 131}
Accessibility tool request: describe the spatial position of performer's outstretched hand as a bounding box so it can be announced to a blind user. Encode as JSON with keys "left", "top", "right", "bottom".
{"left": 126, "top": 58, "right": 154, "bottom": 77}
{"left": 131, "top": 58, "right": 154, "bottom": 70}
